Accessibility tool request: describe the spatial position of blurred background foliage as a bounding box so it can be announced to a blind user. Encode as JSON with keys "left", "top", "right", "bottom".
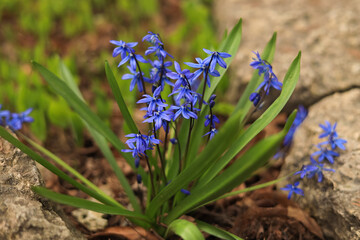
{"left": 0, "top": 0, "right": 229, "bottom": 143}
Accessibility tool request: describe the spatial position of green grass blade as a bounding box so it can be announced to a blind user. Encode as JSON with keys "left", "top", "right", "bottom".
{"left": 165, "top": 132, "right": 285, "bottom": 223}
{"left": 59, "top": 60, "right": 142, "bottom": 212}
{"left": 233, "top": 32, "right": 277, "bottom": 118}
{"left": 164, "top": 111, "right": 297, "bottom": 223}
{"left": 32, "top": 187, "right": 151, "bottom": 223}
{"left": 0, "top": 127, "right": 122, "bottom": 208}
{"left": 165, "top": 219, "right": 204, "bottom": 240}
{"left": 19, "top": 132, "right": 121, "bottom": 207}
{"left": 196, "top": 220, "right": 243, "bottom": 240}
{"left": 146, "top": 52, "right": 301, "bottom": 218}
{"left": 105, "top": 60, "right": 138, "bottom": 133}
{"left": 32, "top": 61, "right": 132, "bottom": 164}
{"left": 202, "top": 18, "right": 242, "bottom": 108}
{"left": 185, "top": 19, "right": 243, "bottom": 167}
{"left": 195, "top": 52, "right": 300, "bottom": 188}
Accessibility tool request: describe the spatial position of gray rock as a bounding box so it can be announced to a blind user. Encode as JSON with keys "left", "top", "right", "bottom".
{"left": 213, "top": 0, "right": 360, "bottom": 110}
{"left": 278, "top": 89, "right": 360, "bottom": 240}
{"left": 0, "top": 130, "right": 85, "bottom": 240}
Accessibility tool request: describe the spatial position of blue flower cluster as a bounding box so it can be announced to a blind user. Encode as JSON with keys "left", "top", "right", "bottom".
{"left": 111, "top": 32, "right": 231, "bottom": 188}
{"left": 0, "top": 105, "right": 34, "bottom": 131}
{"left": 249, "top": 51, "right": 282, "bottom": 107}
{"left": 281, "top": 120, "right": 347, "bottom": 199}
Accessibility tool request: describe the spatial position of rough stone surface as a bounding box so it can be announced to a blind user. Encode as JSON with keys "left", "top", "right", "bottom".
{"left": 213, "top": 0, "right": 360, "bottom": 110}
{"left": 278, "top": 89, "right": 360, "bottom": 240}
{"left": 0, "top": 131, "right": 85, "bottom": 240}
{"left": 72, "top": 209, "right": 108, "bottom": 232}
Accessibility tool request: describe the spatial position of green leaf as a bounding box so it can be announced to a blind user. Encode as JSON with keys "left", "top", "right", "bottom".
{"left": 196, "top": 220, "right": 243, "bottom": 240}
{"left": 164, "top": 111, "right": 297, "bottom": 223}
{"left": 105, "top": 60, "right": 138, "bottom": 133}
{"left": 196, "top": 51, "right": 301, "bottom": 188}
{"left": 146, "top": 51, "right": 301, "bottom": 218}
{"left": 185, "top": 18, "right": 243, "bottom": 168}
{"left": 202, "top": 18, "right": 243, "bottom": 108}
{"left": 58, "top": 60, "right": 142, "bottom": 213}
{"left": 31, "top": 61, "right": 135, "bottom": 170}
{"left": 32, "top": 187, "right": 152, "bottom": 223}
{"left": 165, "top": 219, "right": 204, "bottom": 240}
{"left": 0, "top": 127, "right": 121, "bottom": 208}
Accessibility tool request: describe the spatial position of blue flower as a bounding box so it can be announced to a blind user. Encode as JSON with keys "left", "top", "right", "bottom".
{"left": 122, "top": 66, "right": 151, "bottom": 92}
{"left": 184, "top": 58, "right": 220, "bottom": 88}
{"left": 142, "top": 32, "right": 163, "bottom": 46}
{"left": 319, "top": 121, "right": 337, "bottom": 139}
{"left": 166, "top": 61, "right": 194, "bottom": 91}
{"left": 168, "top": 86, "right": 195, "bottom": 103}
{"left": 256, "top": 72, "right": 282, "bottom": 95}
{"left": 280, "top": 181, "right": 304, "bottom": 199}
{"left": 304, "top": 157, "right": 335, "bottom": 182}
{"left": 170, "top": 105, "right": 199, "bottom": 121}
{"left": 283, "top": 105, "right": 308, "bottom": 146}
{"left": 145, "top": 135, "right": 161, "bottom": 150}
{"left": 180, "top": 189, "right": 191, "bottom": 195}
{"left": 118, "top": 52, "right": 147, "bottom": 70}
{"left": 318, "top": 121, "right": 347, "bottom": 150}
{"left": 250, "top": 51, "right": 272, "bottom": 75}
{"left": 203, "top": 128, "right": 218, "bottom": 140}
{"left": 250, "top": 51, "right": 282, "bottom": 96}
{"left": 149, "top": 60, "right": 173, "bottom": 87}
{"left": 249, "top": 92, "right": 261, "bottom": 107}
{"left": 143, "top": 110, "right": 173, "bottom": 130}
{"left": 145, "top": 45, "right": 173, "bottom": 60}
{"left": 203, "top": 49, "right": 231, "bottom": 72}
{"left": 137, "top": 94, "right": 168, "bottom": 113}
{"left": 204, "top": 114, "right": 220, "bottom": 128}
{"left": 0, "top": 105, "right": 10, "bottom": 126}
{"left": 8, "top": 108, "right": 34, "bottom": 130}
{"left": 125, "top": 133, "right": 148, "bottom": 154}
{"left": 137, "top": 174, "right": 142, "bottom": 184}
{"left": 312, "top": 146, "right": 339, "bottom": 164}
{"left": 110, "top": 40, "right": 137, "bottom": 59}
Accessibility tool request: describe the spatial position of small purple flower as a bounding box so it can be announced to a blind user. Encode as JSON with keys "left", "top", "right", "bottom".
{"left": 145, "top": 135, "right": 161, "bottom": 150}
{"left": 145, "top": 45, "right": 173, "bottom": 60}
{"left": 312, "top": 146, "right": 339, "bottom": 164}
{"left": 137, "top": 174, "right": 142, "bottom": 184}
{"left": 203, "top": 128, "right": 218, "bottom": 140}
{"left": 203, "top": 49, "right": 231, "bottom": 72}
{"left": 122, "top": 66, "right": 151, "bottom": 92}
{"left": 166, "top": 61, "right": 194, "bottom": 91}
{"left": 110, "top": 40, "right": 137, "bottom": 59}
{"left": 184, "top": 58, "right": 220, "bottom": 88}
{"left": 142, "top": 32, "right": 163, "bottom": 46}
{"left": 249, "top": 92, "right": 261, "bottom": 107}
{"left": 204, "top": 114, "right": 220, "bottom": 128}
{"left": 305, "top": 157, "right": 336, "bottom": 182}
{"left": 0, "top": 105, "right": 10, "bottom": 126}
{"left": 170, "top": 105, "right": 199, "bottom": 121}
{"left": 118, "top": 52, "right": 147, "bottom": 70}
{"left": 250, "top": 51, "right": 272, "bottom": 75}
{"left": 137, "top": 94, "right": 168, "bottom": 113}
{"left": 143, "top": 110, "right": 173, "bottom": 130}
{"left": 280, "top": 181, "right": 304, "bottom": 199}
{"left": 169, "top": 86, "right": 195, "bottom": 103}
{"left": 149, "top": 60, "right": 173, "bottom": 87}
{"left": 318, "top": 121, "right": 347, "bottom": 150}
{"left": 283, "top": 105, "right": 308, "bottom": 146}
{"left": 125, "top": 133, "right": 148, "bottom": 154}
{"left": 8, "top": 108, "right": 34, "bottom": 130}
{"left": 180, "top": 189, "right": 191, "bottom": 195}
{"left": 319, "top": 121, "right": 337, "bottom": 139}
